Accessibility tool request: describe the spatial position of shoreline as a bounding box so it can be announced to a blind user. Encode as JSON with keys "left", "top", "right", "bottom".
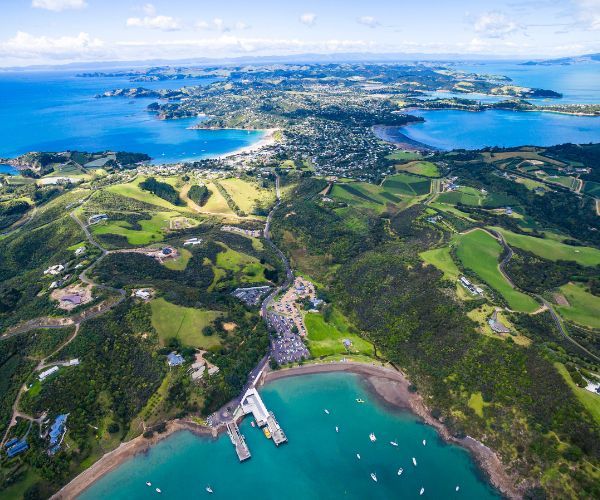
{"left": 214, "top": 127, "right": 279, "bottom": 160}
{"left": 55, "top": 361, "right": 522, "bottom": 500}
{"left": 371, "top": 124, "right": 438, "bottom": 153}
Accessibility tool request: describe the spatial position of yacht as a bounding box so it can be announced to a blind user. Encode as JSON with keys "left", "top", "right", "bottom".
{"left": 420, "top": 487, "right": 425, "bottom": 495}
{"left": 146, "top": 482, "right": 152, "bottom": 487}
{"left": 206, "top": 486, "right": 213, "bottom": 494}
{"left": 370, "top": 473, "right": 377, "bottom": 482}
{"left": 156, "top": 488, "right": 162, "bottom": 494}
{"left": 456, "top": 486, "right": 460, "bottom": 492}
{"left": 412, "top": 457, "right": 417, "bottom": 466}
{"left": 390, "top": 441, "right": 398, "bottom": 447}
{"left": 422, "top": 439, "right": 427, "bottom": 446}
{"left": 397, "top": 468, "right": 403, "bottom": 476}
{"left": 356, "top": 453, "right": 361, "bottom": 459}
{"left": 369, "top": 433, "right": 376, "bottom": 442}
{"left": 324, "top": 409, "right": 330, "bottom": 415}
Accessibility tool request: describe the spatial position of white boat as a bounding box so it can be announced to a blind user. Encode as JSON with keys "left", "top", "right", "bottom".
{"left": 335, "top": 426, "right": 339, "bottom": 433}
{"left": 146, "top": 482, "right": 152, "bottom": 487}
{"left": 397, "top": 468, "right": 403, "bottom": 476}
{"left": 324, "top": 409, "right": 330, "bottom": 415}
{"left": 422, "top": 439, "right": 427, "bottom": 446}
{"left": 356, "top": 453, "right": 361, "bottom": 459}
{"left": 456, "top": 486, "right": 460, "bottom": 492}
{"left": 370, "top": 473, "right": 377, "bottom": 482}
{"left": 356, "top": 398, "right": 365, "bottom": 403}
{"left": 369, "top": 433, "right": 376, "bottom": 442}
{"left": 206, "top": 486, "right": 213, "bottom": 493}
{"left": 156, "top": 488, "right": 162, "bottom": 493}
{"left": 390, "top": 441, "right": 398, "bottom": 447}
{"left": 251, "top": 421, "right": 255, "bottom": 427}
{"left": 420, "top": 487, "right": 425, "bottom": 495}
{"left": 412, "top": 457, "right": 417, "bottom": 466}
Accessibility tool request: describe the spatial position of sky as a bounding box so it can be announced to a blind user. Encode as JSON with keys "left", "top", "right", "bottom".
{"left": 0, "top": 0, "right": 599, "bottom": 67}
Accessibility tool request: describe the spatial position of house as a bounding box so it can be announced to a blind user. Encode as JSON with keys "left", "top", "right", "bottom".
{"left": 167, "top": 352, "right": 184, "bottom": 367}
{"left": 39, "top": 366, "right": 59, "bottom": 381}
{"left": 207, "top": 366, "right": 220, "bottom": 376}
{"left": 343, "top": 339, "right": 352, "bottom": 349}
{"left": 134, "top": 289, "right": 151, "bottom": 300}
{"left": 61, "top": 294, "right": 82, "bottom": 306}
{"left": 48, "top": 414, "right": 68, "bottom": 454}
{"left": 488, "top": 310, "right": 510, "bottom": 334}
{"left": 44, "top": 264, "right": 65, "bottom": 276}
{"left": 191, "top": 365, "right": 206, "bottom": 381}
{"left": 65, "top": 358, "right": 80, "bottom": 366}
{"left": 6, "top": 440, "right": 28, "bottom": 458}
{"left": 183, "top": 237, "right": 202, "bottom": 246}
{"left": 74, "top": 246, "right": 86, "bottom": 257}
{"left": 88, "top": 214, "right": 108, "bottom": 225}
{"left": 505, "top": 207, "right": 513, "bottom": 215}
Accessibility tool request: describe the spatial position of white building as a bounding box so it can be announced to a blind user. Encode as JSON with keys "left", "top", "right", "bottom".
{"left": 39, "top": 366, "right": 59, "bottom": 381}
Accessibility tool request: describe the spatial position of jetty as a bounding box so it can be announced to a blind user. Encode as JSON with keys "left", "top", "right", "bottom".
{"left": 226, "top": 421, "right": 251, "bottom": 462}
{"left": 240, "top": 388, "right": 287, "bottom": 446}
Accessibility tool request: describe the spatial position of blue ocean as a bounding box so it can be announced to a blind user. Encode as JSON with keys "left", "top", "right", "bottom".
{"left": 81, "top": 373, "right": 499, "bottom": 500}
{"left": 0, "top": 71, "right": 263, "bottom": 164}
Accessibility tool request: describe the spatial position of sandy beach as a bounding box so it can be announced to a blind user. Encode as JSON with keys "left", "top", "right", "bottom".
{"left": 56, "top": 361, "right": 522, "bottom": 499}
{"left": 215, "top": 128, "right": 279, "bottom": 159}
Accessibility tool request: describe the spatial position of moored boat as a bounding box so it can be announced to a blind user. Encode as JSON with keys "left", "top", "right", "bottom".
{"left": 356, "top": 453, "right": 361, "bottom": 459}
{"left": 369, "top": 432, "right": 376, "bottom": 442}
{"left": 412, "top": 457, "right": 417, "bottom": 466}
{"left": 206, "top": 486, "right": 213, "bottom": 493}
{"left": 422, "top": 439, "right": 426, "bottom": 446}
{"left": 156, "top": 488, "right": 162, "bottom": 493}
{"left": 324, "top": 409, "right": 330, "bottom": 414}
{"left": 420, "top": 487, "right": 425, "bottom": 495}
{"left": 397, "top": 468, "right": 403, "bottom": 476}
{"left": 370, "top": 472, "right": 377, "bottom": 482}
{"left": 146, "top": 482, "right": 152, "bottom": 487}
{"left": 390, "top": 441, "right": 398, "bottom": 447}
{"left": 335, "top": 426, "right": 339, "bottom": 433}
{"left": 356, "top": 398, "right": 365, "bottom": 403}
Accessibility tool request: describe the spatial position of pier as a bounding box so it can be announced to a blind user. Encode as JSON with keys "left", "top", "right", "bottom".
{"left": 226, "top": 421, "right": 251, "bottom": 462}
{"left": 240, "top": 388, "right": 287, "bottom": 446}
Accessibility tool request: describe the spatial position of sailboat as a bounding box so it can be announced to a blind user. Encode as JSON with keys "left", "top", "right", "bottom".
{"left": 370, "top": 473, "right": 378, "bottom": 482}
{"left": 422, "top": 439, "right": 427, "bottom": 446}
{"left": 412, "top": 457, "right": 417, "bottom": 466}
{"left": 420, "top": 487, "right": 425, "bottom": 495}
{"left": 397, "top": 468, "right": 403, "bottom": 476}
{"left": 390, "top": 440, "right": 398, "bottom": 447}
{"left": 369, "top": 433, "right": 376, "bottom": 442}
{"left": 206, "top": 486, "right": 213, "bottom": 494}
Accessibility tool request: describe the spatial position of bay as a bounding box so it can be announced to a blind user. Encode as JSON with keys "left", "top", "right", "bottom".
{"left": 0, "top": 71, "right": 263, "bottom": 164}
{"left": 81, "top": 373, "right": 498, "bottom": 500}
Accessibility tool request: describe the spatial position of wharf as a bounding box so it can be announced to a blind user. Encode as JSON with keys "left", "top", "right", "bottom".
{"left": 226, "top": 421, "right": 251, "bottom": 462}
{"left": 240, "top": 388, "right": 288, "bottom": 446}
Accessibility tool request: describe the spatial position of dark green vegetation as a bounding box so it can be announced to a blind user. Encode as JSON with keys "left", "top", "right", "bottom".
{"left": 272, "top": 165, "right": 600, "bottom": 497}
{"left": 139, "top": 177, "right": 183, "bottom": 206}
{"left": 187, "top": 184, "right": 210, "bottom": 206}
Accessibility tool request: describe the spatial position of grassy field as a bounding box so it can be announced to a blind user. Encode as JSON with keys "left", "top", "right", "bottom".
{"left": 437, "top": 186, "right": 486, "bottom": 206}
{"left": 555, "top": 363, "right": 600, "bottom": 424}
{"left": 492, "top": 227, "right": 600, "bottom": 266}
{"left": 200, "top": 182, "right": 236, "bottom": 216}
{"left": 163, "top": 248, "right": 192, "bottom": 270}
{"left": 555, "top": 283, "right": 600, "bottom": 329}
{"left": 387, "top": 151, "right": 422, "bottom": 161}
{"left": 92, "top": 212, "right": 183, "bottom": 245}
{"left": 219, "top": 177, "right": 275, "bottom": 215}
{"left": 215, "top": 242, "right": 268, "bottom": 283}
{"left": 582, "top": 181, "right": 600, "bottom": 197}
{"left": 396, "top": 161, "right": 440, "bottom": 177}
{"left": 108, "top": 177, "right": 186, "bottom": 211}
{"left": 305, "top": 309, "right": 374, "bottom": 358}
{"left": 420, "top": 247, "right": 460, "bottom": 280}
{"left": 382, "top": 173, "right": 431, "bottom": 196}
{"left": 456, "top": 229, "right": 539, "bottom": 313}
{"left": 150, "top": 298, "right": 222, "bottom": 348}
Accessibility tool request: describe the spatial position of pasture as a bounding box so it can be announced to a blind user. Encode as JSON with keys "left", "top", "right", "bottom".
{"left": 556, "top": 283, "right": 600, "bottom": 329}
{"left": 420, "top": 246, "right": 460, "bottom": 280}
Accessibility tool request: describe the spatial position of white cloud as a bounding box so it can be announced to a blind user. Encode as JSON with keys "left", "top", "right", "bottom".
{"left": 195, "top": 18, "right": 250, "bottom": 32}
{"left": 299, "top": 13, "right": 317, "bottom": 26}
{"left": 0, "top": 31, "right": 103, "bottom": 59}
{"left": 126, "top": 14, "right": 181, "bottom": 31}
{"left": 234, "top": 22, "right": 251, "bottom": 30}
{"left": 141, "top": 3, "right": 156, "bottom": 16}
{"left": 31, "top": 0, "right": 87, "bottom": 11}
{"left": 357, "top": 16, "right": 380, "bottom": 28}
{"left": 474, "top": 11, "right": 520, "bottom": 38}
{"left": 572, "top": 0, "right": 600, "bottom": 30}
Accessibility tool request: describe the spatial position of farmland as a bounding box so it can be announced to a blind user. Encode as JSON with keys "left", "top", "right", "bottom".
{"left": 555, "top": 283, "right": 600, "bottom": 329}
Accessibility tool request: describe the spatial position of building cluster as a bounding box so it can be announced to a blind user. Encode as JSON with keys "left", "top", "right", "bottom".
{"left": 221, "top": 226, "right": 263, "bottom": 238}
{"left": 459, "top": 276, "right": 484, "bottom": 296}
{"left": 231, "top": 286, "right": 271, "bottom": 306}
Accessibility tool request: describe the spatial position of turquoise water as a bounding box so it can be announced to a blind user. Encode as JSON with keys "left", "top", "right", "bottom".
{"left": 0, "top": 72, "right": 263, "bottom": 164}
{"left": 402, "top": 109, "right": 600, "bottom": 150}
{"left": 81, "top": 373, "right": 498, "bottom": 499}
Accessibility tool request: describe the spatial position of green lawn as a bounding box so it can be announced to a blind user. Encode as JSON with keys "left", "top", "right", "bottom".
{"left": 305, "top": 309, "right": 374, "bottom": 358}
{"left": 420, "top": 247, "right": 460, "bottom": 280}
{"left": 555, "top": 363, "right": 600, "bottom": 424}
{"left": 492, "top": 227, "right": 600, "bottom": 266}
{"left": 456, "top": 229, "right": 539, "bottom": 312}
{"left": 214, "top": 243, "right": 268, "bottom": 284}
{"left": 92, "top": 212, "right": 177, "bottom": 245}
{"left": 163, "top": 248, "right": 192, "bottom": 270}
{"left": 219, "top": 177, "right": 275, "bottom": 215}
{"left": 108, "top": 177, "right": 186, "bottom": 210}
{"left": 437, "top": 186, "right": 485, "bottom": 206}
{"left": 556, "top": 283, "right": 600, "bottom": 329}
{"left": 382, "top": 173, "right": 431, "bottom": 196}
{"left": 396, "top": 161, "right": 440, "bottom": 177}
{"left": 150, "top": 298, "right": 222, "bottom": 348}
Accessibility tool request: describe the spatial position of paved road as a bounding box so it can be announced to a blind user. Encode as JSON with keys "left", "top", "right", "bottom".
{"left": 490, "top": 229, "right": 600, "bottom": 363}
